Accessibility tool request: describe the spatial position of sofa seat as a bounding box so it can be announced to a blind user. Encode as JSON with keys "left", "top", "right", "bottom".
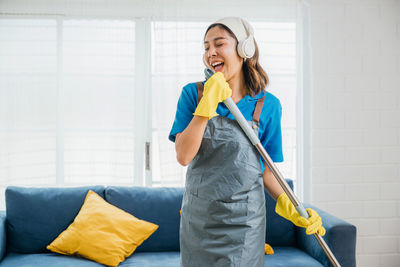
{"left": 0, "top": 252, "right": 103, "bottom": 267}
{"left": 265, "top": 247, "right": 323, "bottom": 267}
{"left": 120, "top": 251, "right": 180, "bottom": 266}
{"left": 0, "top": 248, "right": 322, "bottom": 267}
{"left": 120, "top": 248, "right": 323, "bottom": 267}
{"left": 0, "top": 252, "right": 181, "bottom": 267}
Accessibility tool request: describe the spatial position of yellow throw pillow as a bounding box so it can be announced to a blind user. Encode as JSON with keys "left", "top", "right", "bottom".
{"left": 264, "top": 243, "right": 274, "bottom": 255}
{"left": 47, "top": 190, "right": 159, "bottom": 267}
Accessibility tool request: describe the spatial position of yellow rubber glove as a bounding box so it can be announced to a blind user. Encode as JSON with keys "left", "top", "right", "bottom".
{"left": 275, "top": 193, "right": 326, "bottom": 236}
{"left": 193, "top": 72, "right": 232, "bottom": 119}
{"left": 264, "top": 243, "right": 274, "bottom": 255}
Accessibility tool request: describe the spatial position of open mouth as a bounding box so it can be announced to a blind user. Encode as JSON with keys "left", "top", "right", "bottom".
{"left": 212, "top": 62, "right": 224, "bottom": 72}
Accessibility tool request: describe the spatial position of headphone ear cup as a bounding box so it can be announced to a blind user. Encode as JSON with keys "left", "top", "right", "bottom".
{"left": 243, "top": 38, "right": 255, "bottom": 58}
{"left": 240, "top": 18, "right": 255, "bottom": 58}
{"left": 237, "top": 40, "right": 246, "bottom": 58}
{"left": 237, "top": 39, "right": 255, "bottom": 59}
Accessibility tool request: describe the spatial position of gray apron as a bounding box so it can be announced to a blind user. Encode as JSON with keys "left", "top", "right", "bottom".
{"left": 180, "top": 82, "right": 266, "bottom": 267}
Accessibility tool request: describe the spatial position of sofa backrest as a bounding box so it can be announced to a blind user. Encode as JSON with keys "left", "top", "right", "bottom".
{"left": 4, "top": 180, "right": 296, "bottom": 253}
{"left": 5, "top": 186, "right": 105, "bottom": 253}
{"left": 265, "top": 179, "right": 296, "bottom": 246}
{"left": 105, "top": 186, "right": 183, "bottom": 252}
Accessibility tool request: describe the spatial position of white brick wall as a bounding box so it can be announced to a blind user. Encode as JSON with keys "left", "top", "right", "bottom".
{"left": 309, "top": 0, "right": 400, "bottom": 266}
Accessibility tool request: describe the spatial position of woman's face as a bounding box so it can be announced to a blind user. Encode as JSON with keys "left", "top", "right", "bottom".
{"left": 204, "top": 26, "right": 243, "bottom": 82}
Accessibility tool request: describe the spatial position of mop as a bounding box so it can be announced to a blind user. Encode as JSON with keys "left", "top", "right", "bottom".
{"left": 204, "top": 68, "right": 341, "bottom": 267}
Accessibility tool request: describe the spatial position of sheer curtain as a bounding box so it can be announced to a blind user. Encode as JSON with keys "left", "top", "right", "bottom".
{"left": 151, "top": 21, "right": 209, "bottom": 186}
{"left": 0, "top": 18, "right": 137, "bottom": 209}
{"left": 0, "top": 0, "right": 299, "bottom": 208}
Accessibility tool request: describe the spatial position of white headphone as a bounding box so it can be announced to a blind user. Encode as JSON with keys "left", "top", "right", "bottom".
{"left": 204, "top": 17, "right": 255, "bottom": 67}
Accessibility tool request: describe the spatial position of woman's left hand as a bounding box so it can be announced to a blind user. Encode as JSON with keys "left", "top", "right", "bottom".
{"left": 275, "top": 193, "right": 326, "bottom": 236}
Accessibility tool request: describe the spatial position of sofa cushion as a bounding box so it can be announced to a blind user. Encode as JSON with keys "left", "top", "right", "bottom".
{"left": 47, "top": 190, "right": 158, "bottom": 267}
{"left": 264, "top": 179, "right": 296, "bottom": 246}
{"left": 0, "top": 211, "right": 6, "bottom": 261}
{"left": 105, "top": 187, "right": 183, "bottom": 252}
{"left": 0, "top": 253, "right": 103, "bottom": 267}
{"left": 265, "top": 247, "right": 323, "bottom": 267}
{"left": 122, "top": 251, "right": 180, "bottom": 267}
{"left": 5, "top": 186, "right": 105, "bottom": 253}
{"left": 0, "top": 249, "right": 322, "bottom": 267}
{"left": 126, "top": 249, "right": 322, "bottom": 267}
{"left": 0, "top": 252, "right": 181, "bottom": 267}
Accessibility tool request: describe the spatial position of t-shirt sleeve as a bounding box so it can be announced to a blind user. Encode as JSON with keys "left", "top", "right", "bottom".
{"left": 168, "top": 84, "right": 197, "bottom": 142}
{"left": 260, "top": 98, "right": 284, "bottom": 163}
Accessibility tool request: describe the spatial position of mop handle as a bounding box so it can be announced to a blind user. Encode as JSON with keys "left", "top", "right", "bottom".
{"left": 223, "top": 97, "right": 341, "bottom": 267}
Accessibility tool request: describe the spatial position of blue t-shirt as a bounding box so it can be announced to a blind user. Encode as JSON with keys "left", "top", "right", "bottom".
{"left": 169, "top": 82, "right": 284, "bottom": 173}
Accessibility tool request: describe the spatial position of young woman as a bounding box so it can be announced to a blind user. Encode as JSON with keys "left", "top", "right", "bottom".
{"left": 169, "top": 17, "right": 325, "bottom": 267}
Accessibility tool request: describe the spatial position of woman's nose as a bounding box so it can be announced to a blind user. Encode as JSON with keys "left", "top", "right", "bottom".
{"left": 207, "top": 45, "right": 217, "bottom": 57}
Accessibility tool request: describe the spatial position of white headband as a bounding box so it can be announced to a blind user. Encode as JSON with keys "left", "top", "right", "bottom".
{"left": 212, "top": 17, "right": 255, "bottom": 59}
{"left": 214, "top": 17, "right": 250, "bottom": 43}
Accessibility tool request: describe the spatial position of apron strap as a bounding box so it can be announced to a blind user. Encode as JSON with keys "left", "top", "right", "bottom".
{"left": 252, "top": 94, "right": 265, "bottom": 124}
{"left": 196, "top": 82, "right": 204, "bottom": 103}
{"left": 253, "top": 94, "right": 267, "bottom": 165}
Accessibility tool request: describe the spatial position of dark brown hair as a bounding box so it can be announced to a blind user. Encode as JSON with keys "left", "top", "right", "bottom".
{"left": 205, "top": 24, "right": 269, "bottom": 96}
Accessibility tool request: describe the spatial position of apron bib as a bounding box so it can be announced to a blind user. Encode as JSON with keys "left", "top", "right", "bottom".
{"left": 180, "top": 82, "right": 266, "bottom": 267}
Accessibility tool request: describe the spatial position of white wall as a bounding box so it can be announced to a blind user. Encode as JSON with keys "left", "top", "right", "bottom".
{"left": 309, "top": 0, "right": 400, "bottom": 266}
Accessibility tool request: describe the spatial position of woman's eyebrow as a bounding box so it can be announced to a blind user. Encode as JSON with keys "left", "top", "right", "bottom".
{"left": 204, "top": 37, "right": 227, "bottom": 44}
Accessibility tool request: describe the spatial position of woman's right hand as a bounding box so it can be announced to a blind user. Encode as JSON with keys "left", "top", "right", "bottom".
{"left": 193, "top": 72, "right": 232, "bottom": 119}
{"left": 176, "top": 72, "right": 231, "bottom": 166}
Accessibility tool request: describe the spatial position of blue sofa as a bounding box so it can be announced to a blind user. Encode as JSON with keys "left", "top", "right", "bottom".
{"left": 0, "top": 180, "right": 356, "bottom": 267}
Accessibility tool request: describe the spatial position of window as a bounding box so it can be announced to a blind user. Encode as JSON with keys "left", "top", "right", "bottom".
{"left": 0, "top": 19, "right": 58, "bottom": 187}
{"left": 151, "top": 21, "right": 209, "bottom": 186}
{"left": 0, "top": 16, "right": 298, "bottom": 207}
{"left": 253, "top": 22, "right": 297, "bottom": 183}
{"left": 0, "top": 19, "right": 137, "bottom": 210}
{"left": 62, "top": 20, "right": 136, "bottom": 185}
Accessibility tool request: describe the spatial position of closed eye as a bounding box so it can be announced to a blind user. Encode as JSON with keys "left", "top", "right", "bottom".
{"left": 205, "top": 45, "right": 223, "bottom": 52}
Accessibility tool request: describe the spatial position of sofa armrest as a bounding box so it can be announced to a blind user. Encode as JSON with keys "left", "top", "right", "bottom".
{"left": 0, "top": 211, "right": 6, "bottom": 262}
{"left": 296, "top": 204, "right": 356, "bottom": 267}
